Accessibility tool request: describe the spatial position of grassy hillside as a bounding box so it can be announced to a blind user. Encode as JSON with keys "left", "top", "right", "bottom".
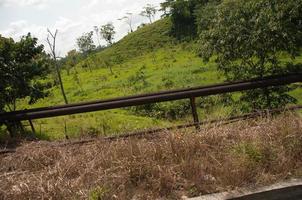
{"left": 21, "top": 46, "right": 222, "bottom": 140}
{"left": 8, "top": 19, "right": 220, "bottom": 140}
{"left": 79, "top": 18, "right": 176, "bottom": 69}
{"left": 4, "top": 19, "right": 301, "bottom": 140}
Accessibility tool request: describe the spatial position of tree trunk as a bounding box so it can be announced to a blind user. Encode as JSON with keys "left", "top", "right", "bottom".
{"left": 47, "top": 29, "right": 69, "bottom": 105}
{"left": 109, "top": 66, "right": 114, "bottom": 75}
{"left": 5, "top": 121, "right": 24, "bottom": 138}
{"left": 55, "top": 63, "right": 68, "bottom": 104}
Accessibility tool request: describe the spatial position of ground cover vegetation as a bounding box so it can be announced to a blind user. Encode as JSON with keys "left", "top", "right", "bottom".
{"left": 0, "top": 114, "right": 301, "bottom": 199}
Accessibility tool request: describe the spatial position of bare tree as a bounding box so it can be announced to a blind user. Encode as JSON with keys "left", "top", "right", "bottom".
{"left": 140, "top": 4, "right": 157, "bottom": 23}
{"left": 46, "top": 29, "right": 68, "bottom": 104}
{"left": 118, "top": 12, "right": 134, "bottom": 33}
{"left": 93, "top": 26, "right": 101, "bottom": 47}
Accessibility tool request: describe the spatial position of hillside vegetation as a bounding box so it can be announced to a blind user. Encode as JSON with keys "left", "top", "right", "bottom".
{"left": 3, "top": 17, "right": 298, "bottom": 140}
{"left": 1, "top": 0, "right": 302, "bottom": 140}
{"left": 0, "top": 1, "right": 302, "bottom": 199}
{"left": 10, "top": 19, "right": 223, "bottom": 140}
{"left": 81, "top": 19, "right": 175, "bottom": 68}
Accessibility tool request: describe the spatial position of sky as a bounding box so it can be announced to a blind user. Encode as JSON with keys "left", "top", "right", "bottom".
{"left": 0, "top": 0, "right": 163, "bottom": 56}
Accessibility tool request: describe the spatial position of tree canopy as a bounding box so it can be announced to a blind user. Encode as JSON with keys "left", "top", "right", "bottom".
{"left": 160, "top": 0, "right": 221, "bottom": 39}
{"left": 0, "top": 33, "right": 49, "bottom": 113}
{"left": 140, "top": 4, "right": 157, "bottom": 23}
{"left": 199, "top": 0, "right": 302, "bottom": 110}
{"left": 77, "top": 31, "right": 96, "bottom": 54}
{"left": 100, "top": 23, "right": 116, "bottom": 45}
{"left": 161, "top": 0, "right": 198, "bottom": 39}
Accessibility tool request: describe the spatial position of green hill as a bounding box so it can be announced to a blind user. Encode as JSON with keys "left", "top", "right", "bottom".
{"left": 77, "top": 18, "right": 176, "bottom": 71}
{"left": 10, "top": 18, "right": 302, "bottom": 140}
{"left": 93, "top": 19, "right": 174, "bottom": 64}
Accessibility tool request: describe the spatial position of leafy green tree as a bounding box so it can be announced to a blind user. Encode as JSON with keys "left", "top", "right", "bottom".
{"left": 159, "top": 0, "right": 173, "bottom": 17}
{"left": 199, "top": 0, "right": 302, "bottom": 111}
{"left": 161, "top": 0, "right": 197, "bottom": 39}
{"left": 160, "top": 0, "right": 220, "bottom": 39}
{"left": 77, "top": 31, "right": 96, "bottom": 54}
{"left": 0, "top": 34, "right": 50, "bottom": 136}
{"left": 140, "top": 4, "right": 157, "bottom": 23}
{"left": 100, "top": 23, "right": 116, "bottom": 46}
{"left": 65, "top": 49, "right": 79, "bottom": 75}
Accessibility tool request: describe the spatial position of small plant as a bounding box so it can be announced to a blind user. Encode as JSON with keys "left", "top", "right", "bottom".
{"left": 85, "top": 127, "right": 99, "bottom": 137}
{"left": 232, "top": 142, "right": 264, "bottom": 164}
{"left": 73, "top": 71, "right": 83, "bottom": 92}
{"left": 89, "top": 186, "right": 109, "bottom": 200}
{"left": 103, "top": 59, "right": 114, "bottom": 75}
{"left": 128, "top": 65, "right": 149, "bottom": 92}
{"left": 162, "top": 77, "right": 174, "bottom": 89}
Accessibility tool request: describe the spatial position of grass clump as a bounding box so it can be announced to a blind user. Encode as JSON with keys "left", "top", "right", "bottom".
{"left": 89, "top": 186, "right": 110, "bottom": 200}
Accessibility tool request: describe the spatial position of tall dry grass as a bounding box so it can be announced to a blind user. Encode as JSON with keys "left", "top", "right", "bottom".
{"left": 0, "top": 113, "right": 301, "bottom": 200}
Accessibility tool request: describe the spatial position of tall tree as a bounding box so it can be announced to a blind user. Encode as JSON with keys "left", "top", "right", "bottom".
{"left": 100, "top": 23, "right": 116, "bottom": 46}
{"left": 140, "top": 4, "right": 157, "bottom": 23}
{"left": 199, "top": 0, "right": 302, "bottom": 111}
{"left": 93, "top": 26, "right": 101, "bottom": 47}
{"left": 118, "top": 12, "right": 134, "bottom": 33}
{"left": 77, "top": 31, "right": 96, "bottom": 54}
{"left": 159, "top": 0, "right": 173, "bottom": 17}
{"left": 160, "top": 0, "right": 220, "bottom": 39}
{"left": 47, "top": 29, "right": 69, "bottom": 104}
{"left": 0, "top": 34, "right": 49, "bottom": 136}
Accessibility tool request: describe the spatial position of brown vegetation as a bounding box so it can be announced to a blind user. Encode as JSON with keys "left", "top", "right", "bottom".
{"left": 0, "top": 113, "right": 301, "bottom": 200}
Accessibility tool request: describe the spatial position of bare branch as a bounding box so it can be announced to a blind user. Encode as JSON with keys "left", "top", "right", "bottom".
{"left": 47, "top": 29, "right": 59, "bottom": 60}
{"left": 46, "top": 28, "right": 68, "bottom": 104}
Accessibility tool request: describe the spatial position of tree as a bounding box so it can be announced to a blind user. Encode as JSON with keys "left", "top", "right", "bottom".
{"left": 47, "top": 29, "right": 69, "bottom": 105}
{"left": 100, "top": 23, "right": 116, "bottom": 46}
{"left": 65, "top": 49, "right": 79, "bottom": 75}
{"left": 140, "top": 4, "right": 157, "bottom": 23}
{"left": 0, "top": 34, "right": 50, "bottom": 136}
{"left": 77, "top": 31, "right": 96, "bottom": 54}
{"left": 93, "top": 26, "right": 101, "bottom": 47}
{"left": 199, "top": 0, "right": 302, "bottom": 111}
{"left": 160, "top": 0, "right": 220, "bottom": 39}
{"left": 118, "top": 12, "right": 134, "bottom": 33}
{"left": 159, "top": 0, "right": 173, "bottom": 17}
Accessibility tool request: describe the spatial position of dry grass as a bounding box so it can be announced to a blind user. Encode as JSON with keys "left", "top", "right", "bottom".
{"left": 0, "top": 113, "right": 302, "bottom": 200}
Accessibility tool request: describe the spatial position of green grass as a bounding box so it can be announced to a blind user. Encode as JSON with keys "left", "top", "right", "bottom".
{"left": 17, "top": 45, "right": 221, "bottom": 140}
{"left": 79, "top": 18, "right": 175, "bottom": 70}
{"left": 6, "top": 19, "right": 302, "bottom": 140}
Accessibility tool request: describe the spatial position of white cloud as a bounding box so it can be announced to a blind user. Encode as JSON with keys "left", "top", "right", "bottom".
{"left": 1, "top": 20, "right": 45, "bottom": 40}
{"left": 0, "top": 0, "right": 47, "bottom": 8}
{"left": 0, "top": 0, "right": 164, "bottom": 55}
